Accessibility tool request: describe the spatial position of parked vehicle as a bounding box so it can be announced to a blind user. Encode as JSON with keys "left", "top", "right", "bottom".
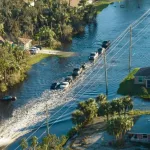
{"left": 72, "top": 67, "right": 83, "bottom": 76}
{"left": 32, "top": 47, "right": 40, "bottom": 51}
{"left": 50, "top": 82, "right": 60, "bottom": 90}
{"left": 35, "top": 45, "right": 42, "bottom": 50}
{"left": 65, "top": 75, "right": 73, "bottom": 83}
{"left": 30, "top": 47, "right": 39, "bottom": 55}
{"left": 59, "top": 82, "right": 70, "bottom": 90}
{"left": 102, "top": 41, "right": 110, "bottom": 49}
{"left": 0, "top": 96, "right": 17, "bottom": 102}
{"left": 89, "top": 52, "right": 99, "bottom": 60}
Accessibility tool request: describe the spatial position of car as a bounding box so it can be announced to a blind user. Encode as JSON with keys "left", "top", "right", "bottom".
{"left": 29, "top": 47, "right": 39, "bottom": 55}
{"left": 0, "top": 96, "right": 17, "bottom": 101}
{"left": 102, "top": 41, "right": 110, "bottom": 49}
{"left": 81, "top": 63, "right": 86, "bottom": 70}
{"left": 35, "top": 45, "right": 42, "bottom": 50}
{"left": 98, "top": 48, "right": 102, "bottom": 54}
{"left": 89, "top": 52, "right": 99, "bottom": 60}
{"left": 50, "top": 82, "right": 60, "bottom": 90}
{"left": 29, "top": 49, "right": 38, "bottom": 55}
{"left": 98, "top": 47, "right": 105, "bottom": 55}
{"left": 31, "top": 47, "right": 40, "bottom": 51}
{"left": 59, "top": 82, "right": 70, "bottom": 90}
{"left": 65, "top": 75, "right": 73, "bottom": 83}
{"left": 72, "top": 67, "right": 83, "bottom": 76}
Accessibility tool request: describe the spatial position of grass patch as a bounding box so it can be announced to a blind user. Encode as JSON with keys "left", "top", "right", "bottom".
{"left": 117, "top": 68, "right": 150, "bottom": 99}
{"left": 27, "top": 54, "right": 50, "bottom": 66}
{"left": 94, "top": 0, "right": 120, "bottom": 13}
{"left": 128, "top": 110, "right": 150, "bottom": 116}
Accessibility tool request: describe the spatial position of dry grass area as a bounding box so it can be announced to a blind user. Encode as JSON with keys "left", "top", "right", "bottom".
{"left": 64, "top": 0, "right": 80, "bottom": 7}
{"left": 70, "top": 117, "right": 107, "bottom": 150}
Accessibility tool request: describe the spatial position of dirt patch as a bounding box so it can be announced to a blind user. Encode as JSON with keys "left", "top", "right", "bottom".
{"left": 65, "top": 0, "right": 80, "bottom": 7}
{"left": 70, "top": 117, "right": 107, "bottom": 150}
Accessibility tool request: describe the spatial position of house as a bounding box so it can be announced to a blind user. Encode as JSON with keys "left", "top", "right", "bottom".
{"left": 0, "top": 36, "right": 5, "bottom": 44}
{"left": 134, "top": 67, "right": 150, "bottom": 88}
{"left": 128, "top": 115, "right": 150, "bottom": 143}
{"left": 18, "top": 37, "right": 32, "bottom": 50}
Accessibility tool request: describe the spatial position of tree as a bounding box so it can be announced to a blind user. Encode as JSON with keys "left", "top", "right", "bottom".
{"left": 72, "top": 98, "right": 98, "bottom": 125}
{"left": 107, "top": 115, "right": 133, "bottom": 141}
{"left": 96, "top": 94, "right": 107, "bottom": 106}
{"left": 110, "top": 98, "right": 124, "bottom": 116}
{"left": 30, "top": 136, "right": 38, "bottom": 150}
{"left": 98, "top": 101, "right": 111, "bottom": 121}
{"left": 122, "top": 96, "right": 133, "bottom": 115}
{"left": 20, "top": 138, "right": 28, "bottom": 150}
{"left": 72, "top": 110, "right": 85, "bottom": 125}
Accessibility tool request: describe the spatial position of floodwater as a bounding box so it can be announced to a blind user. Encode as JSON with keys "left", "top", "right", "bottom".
{"left": 1, "top": 0, "right": 150, "bottom": 149}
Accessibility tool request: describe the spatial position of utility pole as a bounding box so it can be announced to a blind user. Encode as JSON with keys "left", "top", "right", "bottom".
{"left": 129, "top": 26, "right": 132, "bottom": 73}
{"left": 46, "top": 104, "right": 49, "bottom": 135}
{"left": 103, "top": 49, "right": 108, "bottom": 95}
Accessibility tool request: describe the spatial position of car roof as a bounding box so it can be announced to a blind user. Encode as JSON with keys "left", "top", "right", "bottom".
{"left": 61, "top": 82, "right": 69, "bottom": 84}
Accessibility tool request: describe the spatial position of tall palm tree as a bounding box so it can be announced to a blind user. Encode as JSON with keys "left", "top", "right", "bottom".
{"left": 96, "top": 94, "right": 107, "bottom": 106}
{"left": 122, "top": 96, "right": 133, "bottom": 115}
{"left": 31, "top": 136, "right": 38, "bottom": 150}
{"left": 107, "top": 115, "right": 133, "bottom": 140}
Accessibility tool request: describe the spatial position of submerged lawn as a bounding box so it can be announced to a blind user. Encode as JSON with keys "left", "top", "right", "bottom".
{"left": 94, "top": 0, "right": 120, "bottom": 13}
{"left": 27, "top": 54, "right": 50, "bottom": 66}
{"left": 117, "top": 68, "right": 150, "bottom": 99}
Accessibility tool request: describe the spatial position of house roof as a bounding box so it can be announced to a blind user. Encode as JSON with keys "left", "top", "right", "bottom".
{"left": 0, "top": 36, "right": 5, "bottom": 42}
{"left": 135, "top": 67, "right": 150, "bottom": 76}
{"left": 18, "top": 37, "right": 32, "bottom": 44}
{"left": 129, "top": 115, "right": 150, "bottom": 134}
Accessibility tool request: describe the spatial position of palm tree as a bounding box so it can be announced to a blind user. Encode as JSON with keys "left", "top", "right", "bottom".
{"left": 98, "top": 101, "right": 111, "bottom": 121}
{"left": 20, "top": 138, "right": 28, "bottom": 150}
{"left": 122, "top": 96, "right": 133, "bottom": 115}
{"left": 107, "top": 115, "right": 133, "bottom": 141}
{"left": 96, "top": 94, "right": 107, "bottom": 106}
{"left": 31, "top": 136, "right": 38, "bottom": 150}
{"left": 111, "top": 98, "right": 124, "bottom": 116}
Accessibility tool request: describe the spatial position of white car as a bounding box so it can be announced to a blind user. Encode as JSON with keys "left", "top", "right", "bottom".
{"left": 89, "top": 52, "right": 99, "bottom": 60}
{"left": 59, "top": 82, "right": 70, "bottom": 90}
{"left": 30, "top": 47, "right": 39, "bottom": 55}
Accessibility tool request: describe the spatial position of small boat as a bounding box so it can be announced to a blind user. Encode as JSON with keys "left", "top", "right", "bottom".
{"left": 0, "top": 96, "right": 17, "bottom": 102}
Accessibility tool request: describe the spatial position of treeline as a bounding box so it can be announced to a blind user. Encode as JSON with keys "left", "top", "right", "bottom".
{"left": 0, "top": 44, "right": 29, "bottom": 92}
{"left": 20, "top": 135, "right": 69, "bottom": 150}
{"left": 0, "top": 0, "right": 97, "bottom": 48}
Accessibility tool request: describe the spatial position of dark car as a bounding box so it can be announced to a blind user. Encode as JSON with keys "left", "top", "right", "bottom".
{"left": 65, "top": 75, "right": 73, "bottom": 83}
{"left": 72, "top": 67, "right": 82, "bottom": 77}
{"left": 98, "top": 48, "right": 102, "bottom": 54}
{"left": 102, "top": 41, "right": 110, "bottom": 49}
{"left": 0, "top": 96, "right": 17, "bottom": 101}
{"left": 50, "top": 82, "right": 60, "bottom": 90}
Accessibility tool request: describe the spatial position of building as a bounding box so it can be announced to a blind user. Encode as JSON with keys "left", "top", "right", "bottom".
{"left": 128, "top": 115, "right": 150, "bottom": 143}
{"left": 134, "top": 67, "right": 150, "bottom": 88}
{"left": 18, "top": 37, "right": 32, "bottom": 50}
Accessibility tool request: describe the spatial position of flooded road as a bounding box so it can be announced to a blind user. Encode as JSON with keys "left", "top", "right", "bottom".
{"left": 1, "top": 0, "right": 150, "bottom": 149}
